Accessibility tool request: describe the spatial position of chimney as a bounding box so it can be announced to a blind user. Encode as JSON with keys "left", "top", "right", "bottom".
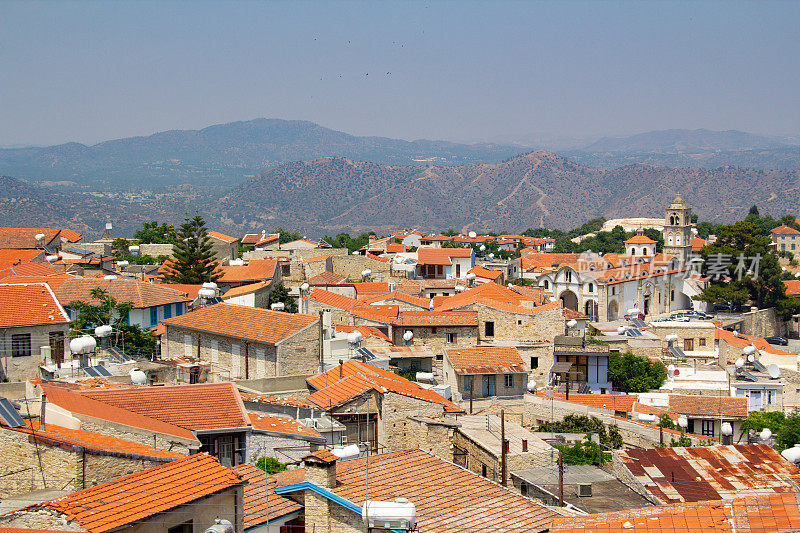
{"left": 339, "top": 359, "right": 344, "bottom": 380}
{"left": 522, "top": 439, "right": 528, "bottom": 452}
{"left": 40, "top": 392, "right": 47, "bottom": 431}
{"left": 302, "top": 451, "right": 338, "bottom": 489}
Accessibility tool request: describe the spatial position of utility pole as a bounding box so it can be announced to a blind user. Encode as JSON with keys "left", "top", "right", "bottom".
{"left": 558, "top": 452, "right": 564, "bottom": 507}
{"left": 500, "top": 410, "right": 507, "bottom": 487}
{"left": 659, "top": 416, "right": 664, "bottom": 446}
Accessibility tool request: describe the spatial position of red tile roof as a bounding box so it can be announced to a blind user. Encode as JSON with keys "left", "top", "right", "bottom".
{"left": 625, "top": 234, "right": 656, "bottom": 244}
{"left": 307, "top": 360, "right": 463, "bottom": 413}
{"left": 0, "top": 262, "right": 64, "bottom": 280}
{"left": 80, "top": 382, "right": 251, "bottom": 431}
{"left": 691, "top": 237, "right": 707, "bottom": 252}
{"left": 54, "top": 277, "right": 190, "bottom": 308}
{"left": 156, "top": 283, "right": 203, "bottom": 301}
{"left": 772, "top": 225, "right": 800, "bottom": 235}
{"left": 521, "top": 253, "right": 582, "bottom": 271}
{"left": 302, "top": 449, "right": 339, "bottom": 463}
{"left": 547, "top": 392, "right": 639, "bottom": 413}
{"left": 162, "top": 302, "right": 317, "bottom": 344}
{"left": 785, "top": 279, "right": 800, "bottom": 296}
{"left": 396, "top": 310, "right": 478, "bottom": 327}
{"left": 239, "top": 391, "right": 313, "bottom": 408}
{"left": 445, "top": 346, "right": 527, "bottom": 374}
{"left": 301, "top": 254, "right": 329, "bottom": 263}
{"left": 308, "top": 271, "right": 346, "bottom": 285}
{"left": 233, "top": 463, "right": 303, "bottom": 528}
{"left": 6, "top": 420, "right": 183, "bottom": 461}
{"left": 242, "top": 232, "right": 279, "bottom": 246}
{"left": 360, "top": 291, "right": 430, "bottom": 308}
{"left": 0, "top": 248, "right": 44, "bottom": 263}
{"left": 468, "top": 265, "right": 503, "bottom": 280}
{"left": 0, "top": 228, "right": 61, "bottom": 249}
{"left": 620, "top": 444, "right": 800, "bottom": 504}
{"left": 365, "top": 344, "right": 435, "bottom": 359}
{"left": 667, "top": 394, "right": 748, "bottom": 418}
{"left": 334, "top": 324, "right": 392, "bottom": 343}
{"left": 24, "top": 454, "right": 242, "bottom": 533}
{"left": 417, "top": 247, "right": 473, "bottom": 265}
{"left": 716, "top": 327, "right": 795, "bottom": 356}
{"left": 306, "top": 287, "right": 359, "bottom": 311}
{"left": 218, "top": 259, "right": 277, "bottom": 283}
{"left": 351, "top": 281, "right": 391, "bottom": 297}
{"left": 221, "top": 280, "right": 271, "bottom": 299}
{"left": 0, "top": 283, "right": 70, "bottom": 327}
{"left": 38, "top": 383, "right": 198, "bottom": 442}
{"left": 435, "top": 281, "right": 534, "bottom": 311}
{"left": 331, "top": 449, "right": 556, "bottom": 532}
{"left": 247, "top": 412, "right": 324, "bottom": 441}
{"left": 551, "top": 492, "right": 800, "bottom": 533}
{"left": 207, "top": 230, "right": 238, "bottom": 243}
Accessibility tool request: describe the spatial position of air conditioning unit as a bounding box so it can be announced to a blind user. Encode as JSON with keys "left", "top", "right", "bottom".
{"left": 577, "top": 483, "right": 592, "bottom": 497}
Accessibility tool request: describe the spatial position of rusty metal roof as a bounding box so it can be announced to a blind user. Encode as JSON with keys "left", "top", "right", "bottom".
{"left": 619, "top": 444, "right": 800, "bottom": 504}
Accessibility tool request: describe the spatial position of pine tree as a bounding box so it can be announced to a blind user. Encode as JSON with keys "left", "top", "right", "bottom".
{"left": 164, "top": 215, "right": 221, "bottom": 284}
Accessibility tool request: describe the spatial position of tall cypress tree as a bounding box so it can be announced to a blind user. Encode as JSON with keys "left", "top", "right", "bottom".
{"left": 164, "top": 215, "right": 221, "bottom": 284}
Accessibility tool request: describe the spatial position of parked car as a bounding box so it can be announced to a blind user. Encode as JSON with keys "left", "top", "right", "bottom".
{"left": 624, "top": 312, "right": 645, "bottom": 320}
{"left": 765, "top": 336, "right": 789, "bottom": 346}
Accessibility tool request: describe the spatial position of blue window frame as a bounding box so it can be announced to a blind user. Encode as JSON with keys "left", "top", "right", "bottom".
{"left": 164, "top": 304, "right": 172, "bottom": 319}
{"left": 150, "top": 307, "right": 158, "bottom": 327}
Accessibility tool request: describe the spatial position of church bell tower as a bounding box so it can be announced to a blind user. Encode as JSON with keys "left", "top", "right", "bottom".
{"left": 663, "top": 196, "right": 692, "bottom": 263}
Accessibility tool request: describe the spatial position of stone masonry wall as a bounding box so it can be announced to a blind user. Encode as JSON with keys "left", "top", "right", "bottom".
{"left": 475, "top": 305, "right": 565, "bottom": 345}
{"left": 380, "top": 392, "right": 447, "bottom": 453}
{"left": 331, "top": 255, "right": 406, "bottom": 282}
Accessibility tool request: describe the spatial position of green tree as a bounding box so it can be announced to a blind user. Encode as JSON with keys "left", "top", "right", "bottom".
{"left": 669, "top": 433, "right": 693, "bottom": 447}
{"left": 553, "top": 434, "right": 606, "bottom": 465}
{"left": 255, "top": 456, "right": 287, "bottom": 475}
{"left": 268, "top": 282, "right": 297, "bottom": 313}
{"left": 607, "top": 351, "right": 666, "bottom": 393}
{"left": 442, "top": 228, "right": 459, "bottom": 237}
{"left": 777, "top": 412, "right": 800, "bottom": 451}
{"left": 68, "top": 288, "right": 156, "bottom": 355}
{"left": 276, "top": 227, "right": 302, "bottom": 244}
{"left": 110, "top": 237, "right": 132, "bottom": 258}
{"left": 134, "top": 221, "right": 178, "bottom": 244}
{"left": 741, "top": 411, "right": 785, "bottom": 434}
{"left": 164, "top": 216, "right": 221, "bottom": 284}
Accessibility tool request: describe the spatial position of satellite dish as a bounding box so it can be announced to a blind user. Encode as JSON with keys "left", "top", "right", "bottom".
{"left": 567, "top": 319, "right": 577, "bottom": 329}
{"left": 617, "top": 326, "right": 626, "bottom": 335}
{"left": 479, "top": 245, "right": 486, "bottom": 252}
{"left": 761, "top": 428, "right": 772, "bottom": 441}
{"left": 747, "top": 354, "right": 755, "bottom": 363}
{"left": 677, "top": 416, "right": 688, "bottom": 429}
{"left": 130, "top": 368, "right": 147, "bottom": 385}
{"left": 768, "top": 364, "right": 781, "bottom": 379}
{"left": 743, "top": 345, "right": 756, "bottom": 355}
{"left": 735, "top": 358, "right": 745, "bottom": 368}
{"left": 300, "top": 282, "right": 309, "bottom": 292}
{"left": 468, "top": 231, "right": 477, "bottom": 238}
{"left": 403, "top": 330, "right": 413, "bottom": 342}
{"left": 721, "top": 422, "right": 733, "bottom": 436}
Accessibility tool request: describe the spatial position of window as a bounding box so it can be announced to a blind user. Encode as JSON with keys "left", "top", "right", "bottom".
{"left": 587, "top": 283, "right": 594, "bottom": 292}
{"left": 484, "top": 321, "right": 495, "bottom": 337}
{"left": 611, "top": 286, "right": 616, "bottom": 296}
{"left": 281, "top": 264, "right": 290, "bottom": 277}
{"left": 11, "top": 334, "right": 31, "bottom": 357}
{"left": 164, "top": 303, "right": 172, "bottom": 319}
{"left": 168, "top": 521, "right": 193, "bottom": 533}
{"left": 699, "top": 338, "right": 706, "bottom": 347}
{"left": 481, "top": 464, "right": 488, "bottom": 478}
{"left": 517, "top": 319, "right": 523, "bottom": 326}
{"left": 543, "top": 280, "right": 549, "bottom": 290}
{"left": 504, "top": 374, "right": 514, "bottom": 388}
{"left": 767, "top": 389, "right": 776, "bottom": 405}
{"left": 670, "top": 290, "right": 675, "bottom": 301}
{"left": 701, "top": 420, "right": 715, "bottom": 437}
{"left": 150, "top": 307, "right": 158, "bottom": 327}
{"left": 431, "top": 327, "right": 437, "bottom": 334}
{"left": 436, "top": 354, "right": 443, "bottom": 360}
{"left": 446, "top": 332, "right": 457, "bottom": 343}
{"left": 565, "top": 271, "right": 573, "bottom": 282}
{"left": 530, "top": 357, "right": 539, "bottom": 369}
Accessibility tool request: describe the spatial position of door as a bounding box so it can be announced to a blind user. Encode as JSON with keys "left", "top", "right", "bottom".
{"left": 483, "top": 375, "right": 496, "bottom": 397}
{"left": 749, "top": 390, "right": 762, "bottom": 411}
{"left": 216, "top": 436, "right": 233, "bottom": 467}
{"left": 49, "top": 331, "right": 65, "bottom": 367}
{"left": 685, "top": 338, "right": 694, "bottom": 351}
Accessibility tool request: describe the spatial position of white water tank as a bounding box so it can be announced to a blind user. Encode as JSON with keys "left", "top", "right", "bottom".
{"left": 204, "top": 519, "right": 234, "bottom": 533}
{"left": 94, "top": 325, "right": 113, "bottom": 338}
{"left": 331, "top": 444, "right": 360, "bottom": 460}
{"left": 130, "top": 368, "right": 147, "bottom": 385}
{"left": 363, "top": 498, "right": 416, "bottom": 531}
{"left": 665, "top": 334, "right": 679, "bottom": 342}
{"left": 202, "top": 282, "right": 218, "bottom": 290}
{"left": 782, "top": 445, "right": 800, "bottom": 463}
{"left": 198, "top": 288, "right": 216, "bottom": 299}
{"left": 415, "top": 372, "right": 434, "bottom": 383}
{"left": 69, "top": 335, "right": 97, "bottom": 355}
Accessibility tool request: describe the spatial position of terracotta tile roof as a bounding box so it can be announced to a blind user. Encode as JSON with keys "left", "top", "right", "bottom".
{"left": 0, "top": 248, "right": 44, "bottom": 263}
{"left": 242, "top": 232, "right": 279, "bottom": 246}
{"left": 620, "top": 444, "right": 800, "bottom": 504}
{"left": 221, "top": 280, "right": 271, "bottom": 299}
{"left": 6, "top": 420, "right": 183, "bottom": 461}
{"left": 39, "top": 383, "right": 198, "bottom": 442}
{"left": 302, "top": 449, "right": 340, "bottom": 463}
{"left": 366, "top": 252, "right": 390, "bottom": 263}
{"left": 239, "top": 391, "right": 313, "bottom": 408}
{"left": 785, "top": 279, "right": 800, "bottom": 296}
{"left": 435, "top": 281, "right": 542, "bottom": 313}
{"left": 521, "top": 253, "right": 582, "bottom": 271}
{"left": 350, "top": 281, "right": 391, "bottom": 297}
{"left": 474, "top": 298, "right": 562, "bottom": 317}
{"left": 156, "top": 283, "right": 203, "bottom": 301}
{"left": 80, "top": 382, "right": 251, "bottom": 431}
{"left": 331, "top": 449, "right": 556, "bottom": 532}
{"left": 468, "top": 265, "right": 503, "bottom": 280}
{"left": 360, "top": 290, "right": 430, "bottom": 308}
{"left": 548, "top": 392, "right": 639, "bottom": 413}
{"left": 417, "top": 247, "right": 473, "bottom": 265}
{"left": 386, "top": 242, "right": 407, "bottom": 253}
{"left": 233, "top": 463, "right": 304, "bottom": 528}
{"left": 55, "top": 277, "right": 190, "bottom": 308}
{"left": 22, "top": 453, "right": 242, "bottom": 533}
{"left": 691, "top": 237, "right": 707, "bottom": 252}
{"left": 625, "top": 234, "right": 657, "bottom": 244}
{"left": 551, "top": 492, "right": 800, "bottom": 533}
{"left": 350, "top": 305, "right": 400, "bottom": 324}
{"left": 365, "top": 344, "right": 435, "bottom": 359}
{"left": 421, "top": 234, "right": 454, "bottom": 242}
{"left": 509, "top": 284, "right": 548, "bottom": 304}
{"left": 445, "top": 346, "right": 527, "bottom": 374}
{"left": 247, "top": 412, "right": 324, "bottom": 441}
{"left": 162, "top": 302, "right": 317, "bottom": 344}
{"left": 59, "top": 229, "right": 83, "bottom": 242}
{"left": 306, "top": 287, "right": 359, "bottom": 311}
{"left": 301, "top": 254, "right": 329, "bottom": 263}
{"left": 0, "top": 262, "right": 64, "bottom": 280}
{"left": 207, "top": 230, "right": 238, "bottom": 243}
{"left": 308, "top": 271, "right": 346, "bottom": 285}
{"left": 0, "top": 283, "right": 70, "bottom": 327}
{"left": 668, "top": 394, "right": 748, "bottom": 418}
{"left": 307, "top": 360, "right": 463, "bottom": 413}
{"left": 562, "top": 306, "right": 589, "bottom": 320}
{"left": 771, "top": 225, "right": 800, "bottom": 235}
{"left": 715, "top": 327, "right": 795, "bottom": 356}
{"left": 218, "top": 259, "right": 277, "bottom": 283}
{"left": 0, "top": 227, "right": 61, "bottom": 249}
{"left": 334, "top": 324, "right": 392, "bottom": 343}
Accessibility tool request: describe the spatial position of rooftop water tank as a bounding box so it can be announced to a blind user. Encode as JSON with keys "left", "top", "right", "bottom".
{"left": 363, "top": 498, "right": 416, "bottom": 531}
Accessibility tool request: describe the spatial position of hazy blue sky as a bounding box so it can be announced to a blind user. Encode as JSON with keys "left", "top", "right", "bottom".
{"left": 2, "top": 0, "right": 799, "bottom": 146}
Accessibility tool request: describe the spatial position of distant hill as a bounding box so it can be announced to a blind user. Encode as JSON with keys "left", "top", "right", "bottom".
{"left": 584, "top": 129, "right": 789, "bottom": 153}
{"left": 215, "top": 152, "right": 800, "bottom": 235}
{"left": 0, "top": 119, "right": 528, "bottom": 190}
